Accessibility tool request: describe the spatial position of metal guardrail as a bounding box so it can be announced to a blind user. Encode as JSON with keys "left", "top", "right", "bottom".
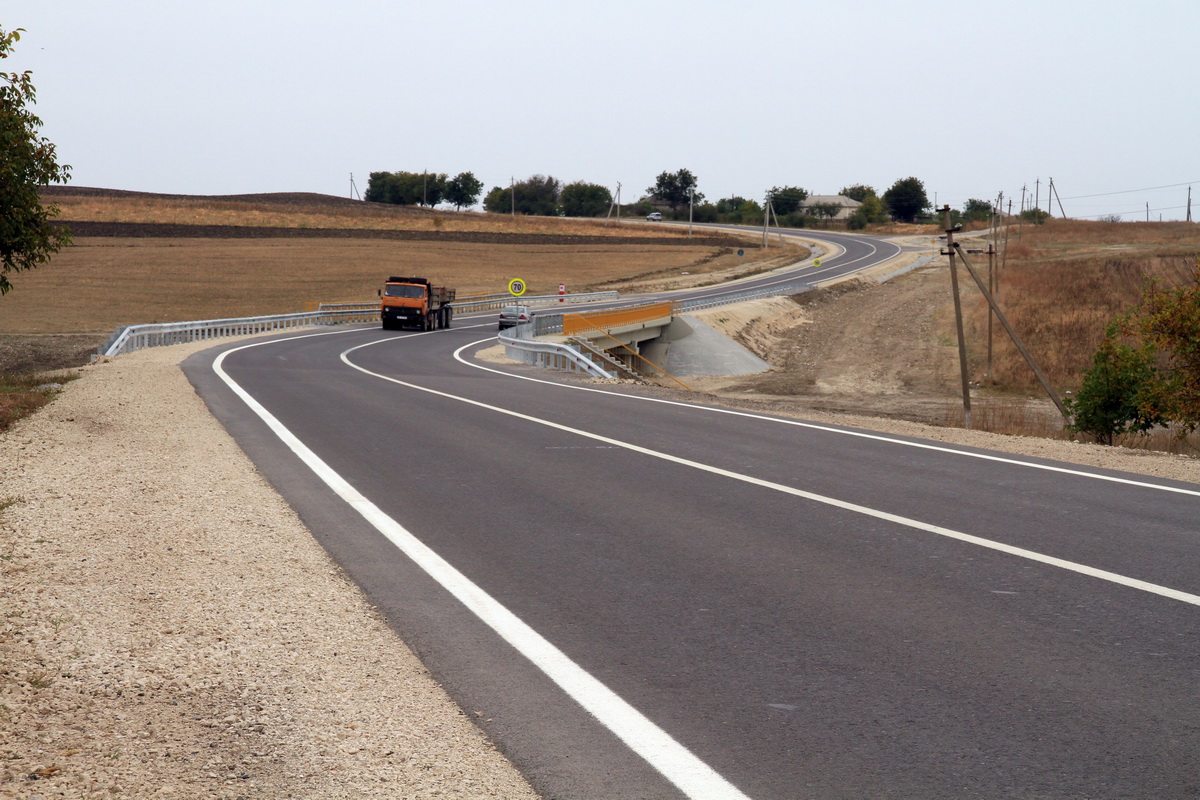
{"left": 451, "top": 290, "right": 620, "bottom": 313}
{"left": 674, "top": 279, "right": 813, "bottom": 312}
{"left": 497, "top": 323, "right": 614, "bottom": 379}
{"left": 99, "top": 308, "right": 377, "bottom": 358}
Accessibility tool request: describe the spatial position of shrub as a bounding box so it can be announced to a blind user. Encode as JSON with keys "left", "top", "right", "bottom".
{"left": 1065, "top": 325, "right": 1163, "bottom": 445}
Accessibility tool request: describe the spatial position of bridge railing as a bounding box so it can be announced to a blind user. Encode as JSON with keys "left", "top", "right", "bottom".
{"left": 99, "top": 308, "right": 377, "bottom": 358}
{"left": 497, "top": 324, "right": 614, "bottom": 379}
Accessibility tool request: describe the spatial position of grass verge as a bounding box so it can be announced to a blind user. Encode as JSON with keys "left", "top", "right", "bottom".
{"left": 0, "top": 373, "right": 77, "bottom": 433}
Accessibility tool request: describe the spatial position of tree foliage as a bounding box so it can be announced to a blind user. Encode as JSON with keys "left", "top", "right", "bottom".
{"left": 1065, "top": 325, "right": 1164, "bottom": 445}
{"left": 1, "top": 27, "right": 72, "bottom": 295}
{"left": 444, "top": 171, "right": 483, "bottom": 210}
{"left": 1068, "top": 267, "right": 1200, "bottom": 443}
{"left": 963, "top": 198, "right": 993, "bottom": 223}
{"left": 559, "top": 181, "right": 612, "bottom": 217}
{"left": 838, "top": 184, "right": 875, "bottom": 203}
{"left": 484, "top": 175, "right": 562, "bottom": 216}
{"left": 882, "top": 177, "right": 929, "bottom": 223}
{"left": 647, "top": 169, "right": 702, "bottom": 212}
{"left": 847, "top": 192, "right": 888, "bottom": 229}
{"left": 1120, "top": 268, "right": 1200, "bottom": 435}
{"left": 364, "top": 171, "right": 447, "bottom": 207}
{"left": 808, "top": 202, "right": 843, "bottom": 221}
{"left": 765, "top": 185, "right": 808, "bottom": 216}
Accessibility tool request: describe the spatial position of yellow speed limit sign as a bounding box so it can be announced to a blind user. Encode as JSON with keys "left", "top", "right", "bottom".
{"left": 508, "top": 278, "right": 527, "bottom": 296}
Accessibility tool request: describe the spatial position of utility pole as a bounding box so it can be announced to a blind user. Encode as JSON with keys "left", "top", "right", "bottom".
{"left": 1049, "top": 177, "right": 1067, "bottom": 218}
{"left": 1188, "top": 186, "right": 1193, "bottom": 223}
{"left": 511, "top": 177, "right": 515, "bottom": 218}
{"left": 688, "top": 188, "right": 694, "bottom": 239}
{"left": 943, "top": 206, "right": 973, "bottom": 429}
{"left": 1034, "top": 178, "right": 1040, "bottom": 212}
{"left": 952, "top": 238, "right": 1069, "bottom": 419}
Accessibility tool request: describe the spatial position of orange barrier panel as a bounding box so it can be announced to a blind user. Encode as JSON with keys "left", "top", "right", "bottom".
{"left": 562, "top": 302, "right": 675, "bottom": 336}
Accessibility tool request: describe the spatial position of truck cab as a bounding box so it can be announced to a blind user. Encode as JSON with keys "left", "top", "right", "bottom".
{"left": 380, "top": 276, "right": 456, "bottom": 331}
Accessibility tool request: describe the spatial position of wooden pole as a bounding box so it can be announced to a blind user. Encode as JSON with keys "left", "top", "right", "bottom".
{"left": 953, "top": 242, "right": 1070, "bottom": 419}
{"left": 943, "top": 206, "right": 972, "bottom": 429}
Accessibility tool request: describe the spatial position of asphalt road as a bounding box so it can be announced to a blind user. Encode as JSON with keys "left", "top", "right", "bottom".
{"left": 183, "top": 233, "right": 1200, "bottom": 799}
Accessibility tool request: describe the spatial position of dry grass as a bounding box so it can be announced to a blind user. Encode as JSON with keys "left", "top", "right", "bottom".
{"left": 946, "top": 218, "right": 1200, "bottom": 451}
{"left": 45, "top": 191, "right": 685, "bottom": 239}
{"left": 965, "top": 219, "right": 1200, "bottom": 392}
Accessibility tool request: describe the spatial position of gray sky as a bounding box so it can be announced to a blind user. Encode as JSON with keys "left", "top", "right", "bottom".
{"left": 8, "top": 0, "right": 1198, "bottom": 219}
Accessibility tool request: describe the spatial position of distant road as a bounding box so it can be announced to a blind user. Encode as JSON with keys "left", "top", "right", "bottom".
{"left": 184, "top": 236, "right": 1199, "bottom": 799}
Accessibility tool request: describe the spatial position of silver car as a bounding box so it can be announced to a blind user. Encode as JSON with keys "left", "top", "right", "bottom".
{"left": 498, "top": 305, "right": 534, "bottom": 330}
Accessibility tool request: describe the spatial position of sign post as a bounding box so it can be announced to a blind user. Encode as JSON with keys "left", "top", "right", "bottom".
{"left": 559, "top": 282, "right": 566, "bottom": 303}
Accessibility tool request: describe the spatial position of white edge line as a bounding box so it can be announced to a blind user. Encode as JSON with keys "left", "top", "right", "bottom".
{"left": 455, "top": 340, "right": 1200, "bottom": 498}
{"left": 209, "top": 337, "right": 752, "bottom": 800}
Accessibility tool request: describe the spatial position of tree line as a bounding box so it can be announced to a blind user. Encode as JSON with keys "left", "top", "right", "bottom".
{"left": 363, "top": 167, "right": 1003, "bottom": 231}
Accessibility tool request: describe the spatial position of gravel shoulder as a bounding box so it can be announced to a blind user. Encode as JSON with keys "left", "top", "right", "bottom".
{"left": 1, "top": 344, "right": 538, "bottom": 798}
{"left": 3, "top": 252, "right": 1197, "bottom": 797}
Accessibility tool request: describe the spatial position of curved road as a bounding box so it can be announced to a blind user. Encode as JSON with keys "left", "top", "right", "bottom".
{"left": 183, "top": 231, "right": 1199, "bottom": 800}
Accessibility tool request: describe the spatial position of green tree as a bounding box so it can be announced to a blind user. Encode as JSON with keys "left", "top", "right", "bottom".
{"left": 1121, "top": 268, "right": 1200, "bottom": 435}
{"left": 839, "top": 184, "right": 875, "bottom": 203}
{"left": 1, "top": 28, "right": 72, "bottom": 295}
{"left": 483, "top": 185, "right": 509, "bottom": 214}
{"left": 716, "top": 196, "right": 747, "bottom": 215}
{"left": 647, "top": 169, "right": 702, "bottom": 212}
{"left": 963, "top": 198, "right": 993, "bottom": 223}
{"left": 738, "top": 199, "right": 763, "bottom": 225}
{"left": 484, "top": 175, "right": 562, "bottom": 215}
{"left": 1066, "top": 324, "right": 1164, "bottom": 445}
{"left": 809, "top": 202, "right": 842, "bottom": 221}
{"left": 445, "top": 171, "right": 483, "bottom": 210}
{"left": 882, "top": 177, "right": 929, "bottom": 223}
{"left": 364, "top": 171, "right": 446, "bottom": 206}
{"left": 765, "top": 186, "right": 808, "bottom": 216}
{"left": 559, "top": 181, "right": 612, "bottom": 217}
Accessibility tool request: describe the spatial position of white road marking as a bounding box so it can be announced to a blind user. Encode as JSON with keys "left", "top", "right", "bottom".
{"left": 211, "top": 338, "right": 752, "bottom": 800}
{"left": 341, "top": 337, "right": 1200, "bottom": 607}
{"left": 455, "top": 341, "right": 1200, "bottom": 499}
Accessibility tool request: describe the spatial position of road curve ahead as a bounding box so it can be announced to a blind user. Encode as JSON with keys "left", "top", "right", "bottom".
{"left": 184, "top": 297, "right": 1200, "bottom": 799}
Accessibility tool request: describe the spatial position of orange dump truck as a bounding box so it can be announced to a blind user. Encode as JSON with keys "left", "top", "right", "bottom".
{"left": 379, "top": 276, "right": 456, "bottom": 331}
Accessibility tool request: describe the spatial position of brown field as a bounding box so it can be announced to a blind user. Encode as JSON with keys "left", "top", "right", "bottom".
{"left": 39, "top": 186, "right": 688, "bottom": 238}
{"left": 2, "top": 189, "right": 786, "bottom": 337}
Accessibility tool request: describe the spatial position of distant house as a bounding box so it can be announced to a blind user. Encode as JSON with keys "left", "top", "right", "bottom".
{"left": 799, "top": 194, "right": 861, "bottom": 220}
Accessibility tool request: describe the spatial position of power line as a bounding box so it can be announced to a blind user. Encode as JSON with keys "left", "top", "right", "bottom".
{"left": 1061, "top": 180, "right": 1199, "bottom": 200}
